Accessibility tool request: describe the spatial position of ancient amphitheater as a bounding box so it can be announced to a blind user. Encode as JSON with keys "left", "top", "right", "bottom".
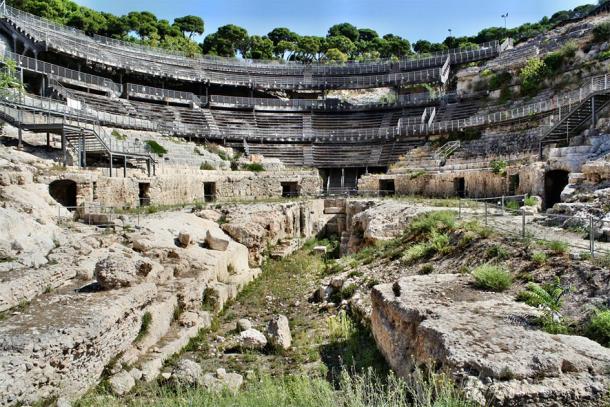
{"left": 1, "top": 0, "right": 610, "bottom": 405}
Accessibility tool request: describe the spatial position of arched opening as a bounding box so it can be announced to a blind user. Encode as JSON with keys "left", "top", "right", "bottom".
{"left": 544, "top": 170, "right": 569, "bottom": 209}
{"left": 49, "top": 180, "right": 77, "bottom": 209}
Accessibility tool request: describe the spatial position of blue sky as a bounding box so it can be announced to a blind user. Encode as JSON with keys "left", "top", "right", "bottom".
{"left": 77, "top": 0, "right": 590, "bottom": 43}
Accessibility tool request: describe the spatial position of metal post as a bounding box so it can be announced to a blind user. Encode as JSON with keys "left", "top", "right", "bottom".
{"left": 521, "top": 209, "right": 526, "bottom": 238}
{"left": 458, "top": 198, "right": 462, "bottom": 219}
{"left": 590, "top": 215, "right": 595, "bottom": 258}
{"left": 484, "top": 201, "right": 488, "bottom": 226}
{"left": 123, "top": 155, "right": 127, "bottom": 178}
{"left": 109, "top": 153, "right": 113, "bottom": 177}
{"left": 501, "top": 195, "right": 505, "bottom": 215}
{"left": 61, "top": 127, "right": 67, "bottom": 167}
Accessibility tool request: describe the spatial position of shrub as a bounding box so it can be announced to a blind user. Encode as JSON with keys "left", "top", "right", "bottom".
{"left": 597, "top": 50, "right": 610, "bottom": 61}
{"left": 587, "top": 310, "right": 610, "bottom": 347}
{"left": 519, "top": 58, "right": 548, "bottom": 96}
{"left": 200, "top": 162, "right": 215, "bottom": 170}
{"left": 593, "top": 22, "right": 610, "bottom": 43}
{"left": 486, "top": 244, "right": 509, "bottom": 260}
{"left": 419, "top": 263, "right": 434, "bottom": 275}
{"left": 402, "top": 243, "right": 433, "bottom": 264}
{"left": 505, "top": 200, "right": 519, "bottom": 212}
{"left": 409, "top": 211, "right": 456, "bottom": 236}
{"left": 544, "top": 240, "right": 568, "bottom": 255}
{"left": 429, "top": 231, "right": 451, "bottom": 254}
{"left": 524, "top": 196, "right": 537, "bottom": 206}
{"left": 490, "top": 159, "right": 508, "bottom": 176}
{"left": 539, "top": 313, "right": 570, "bottom": 335}
{"left": 531, "top": 251, "right": 548, "bottom": 265}
{"left": 242, "top": 163, "right": 265, "bottom": 172}
{"left": 488, "top": 71, "right": 512, "bottom": 91}
{"left": 472, "top": 265, "right": 512, "bottom": 292}
{"left": 145, "top": 140, "right": 168, "bottom": 157}
{"left": 516, "top": 279, "right": 565, "bottom": 311}
{"left": 111, "top": 130, "right": 127, "bottom": 141}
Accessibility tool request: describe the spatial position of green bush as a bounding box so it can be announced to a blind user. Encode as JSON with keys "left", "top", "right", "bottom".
{"left": 242, "top": 163, "right": 265, "bottom": 172}
{"left": 145, "top": 140, "right": 168, "bottom": 157}
{"left": 505, "top": 200, "right": 519, "bottom": 212}
{"left": 524, "top": 196, "right": 537, "bottom": 206}
{"left": 472, "top": 265, "right": 512, "bottom": 292}
{"left": 597, "top": 50, "right": 610, "bottom": 61}
{"left": 409, "top": 211, "right": 456, "bottom": 236}
{"left": 543, "top": 240, "right": 568, "bottom": 255}
{"left": 419, "top": 263, "right": 434, "bottom": 275}
{"left": 490, "top": 159, "right": 508, "bottom": 176}
{"left": 486, "top": 244, "right": 509, "bottom": 260}
{"left": 488, "top": 71, "right": 512, "bottom": 91}
{"left": 516, "top": 279, "right": 565, "bottom": 311}
{"left": 587, "top": 310, "right": 610, "bottom": 347}
{"left": 519, "top": 58, "right": 548, "bottom": 96}
{"left": 111, "top": 130, "right": 127, "bottom": 141}
{"left": 593, "top": 22, "right": 610, "bottom": 43}
{"left": 429, "top": 231, "right": 451, "bottom": 254}
{"left": 531, "top": 251, "right": 548, "bottom": 265}
{"left": 402, "top": 243, "right": 433, "bottom": 264}
{"left": 200, "top": 162, "right": 215, "bottom": 170}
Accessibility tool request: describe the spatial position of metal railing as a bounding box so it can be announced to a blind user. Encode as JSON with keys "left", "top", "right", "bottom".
{"left": 125, "top": 83, "right": 199, "bottom": 106}
{"left": 0, "top": 3, "right": 503, "bottom": 88}
{"left": 457, "top": 195, "right": 610, "bottom": 257}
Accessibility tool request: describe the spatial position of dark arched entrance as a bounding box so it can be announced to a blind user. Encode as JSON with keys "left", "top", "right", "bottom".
{"left": 49, "top": 180, "right": 77, "bottom": 208}
{"left": 544, "top": 170, "right": 569, "bottom": 209}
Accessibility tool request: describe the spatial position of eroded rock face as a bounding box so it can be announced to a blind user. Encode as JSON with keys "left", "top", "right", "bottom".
{"left": 94, "top": 253, "right": 159, "bottom": 290}
{"left": 371, "top": 275, "right": 610, "bottom": 406}
{"left": 266, "top": 315, "right": 292, "bottom": 350}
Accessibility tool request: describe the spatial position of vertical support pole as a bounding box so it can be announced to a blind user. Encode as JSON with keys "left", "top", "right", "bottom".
{"left": 109, "top": 153, "right": 113, "bottom": 177}
{"left": 590, "top": 215, "right": 595, "bottom": 258}
{"left": 484, "top": 201, "right": 488, "bottom": 226}
{"left": 147, "top": 159, "right": 151, "bottom": 177}
{"left": 458, "top": 198, "right": 462, "bottom": 219}
{"left": 46, "top": 132, "right": 50, "bottom": 149}
{"left": 501, "top": 195, "right": 505, "bottom": 215}
{"left": 591, "top": 96, "right": 596, "bottom": 132}
{"left": 61, "top": 127, "right": 67, "bottom": 167}
{"left": 123, "top": 155, "right": 127, "bottom": 177}
{"left": 341, "top": 168, "right": 345, "bottom": 191}
{"left": 521, "top": 209, "right": 526, "bottom": 238}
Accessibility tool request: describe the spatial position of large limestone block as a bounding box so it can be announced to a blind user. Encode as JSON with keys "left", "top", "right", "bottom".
{"left": 371, "top": 275, "right": 610, "bottom": 406}
{"left": 206, "top": 229, "right": 230, "bottom": 251}
{"left": 94, "top": 253, "right": 160, "bottom": 289}
{"left": 238, "top": 328, "right": 267, "bottom": 350}
{"left": 266, "top": 315, "right": 292, "bottom": 350}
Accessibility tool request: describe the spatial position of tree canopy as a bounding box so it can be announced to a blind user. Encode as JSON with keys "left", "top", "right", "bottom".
{"left": 6, "top": 0, "right": 602, "bottom": 62}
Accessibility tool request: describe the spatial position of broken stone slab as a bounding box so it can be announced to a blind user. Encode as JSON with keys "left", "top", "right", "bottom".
{"left": 205, "top": 229, "right": 230, "bottom": 251}
{"left": 178, "top": 231, "right": 191, "bottom": 247}
{"left": 108, "top": 370, "right": 136, "bottom": 396}
{"left": 313, "top": 245, "right": 327, "bottom": 255}
{"left": 266, "top": 315, "right": 292, "bottom": 350}
{"left": 0, "top": 283, "right": 157, "bottom": 405}
{"left": 201, "top": 368, "right": 243, "bottom": 394}
{"left": 195, "top": 209, "right": 223, "bottom": 222}
{"left": 171, "top": 358, "right": 202, "bottom": 386}
{"left": 371, "top": 275, "right": 610, "bottom": 406}
{"left": 237, "top": 318, "right": 252, "bottom": 332}
{"left": 238, "top": 328, "right": 267, "bottom": 350}
{"left": 94, "top": 253, "right": 160, "bottom": 290}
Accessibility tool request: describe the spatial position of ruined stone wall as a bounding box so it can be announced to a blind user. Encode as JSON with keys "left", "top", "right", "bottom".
{"left": 59, "top": 171, "right": 321, "bottom": 208}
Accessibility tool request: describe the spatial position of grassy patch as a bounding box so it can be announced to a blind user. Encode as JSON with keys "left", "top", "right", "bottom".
{"left": 111, "top": 130, "right": 127, "bottom": 141}
{"left": 145, "top": 140, "right": 168, "bottom": 157}
{"left": 531, "top": 251, "right": 548, "bottom": 265}
{"left": 542, "top": 240, "right": 568, "bottom": 255}
{"left": 586, "top": 310, "right": 610, "bottom": 347}
{"left": 200, "top": 162, "right": 216, "bottom": 170}
{"left": 524, "top": 196, "right": 537, "bottom": 206}
{"left": 516, "top": 279, "right": 565, "bottom": 312}
{"left": 241, "top": 163, "right": 265, "bottom": 172}
{"left": 486, "top": 244, "right": 509, "bottom": 261}
{"left": 134, "top": 312, "right": 152, "bottom": 343}
{"left": 472, "top": 265, "right": 512, "bottom": 292}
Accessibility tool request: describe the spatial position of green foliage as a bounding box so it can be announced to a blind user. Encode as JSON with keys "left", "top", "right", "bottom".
{"left": 486, "top": 244, "right": 509, "bottom": 260}
{"left": 524, "top": 196, "right": 538, "bottom": 206}
{"left": 0, "top": 58, "right": 24, "bottom": 95}
{"left": 586, "top": 310, "right": 610, "bottom": 347}
{"left": 419, "top": 263, "right": 434, "bottom": 275}
{"left": 516, "top": 279, "right": 565, "bottom": 311}
{"left": 505, "top": 200, "right": 519, "bottom": 212}
{"left": 519, "top": 58, "right": 548, "bottom": 96}
{"left": 429, "top": 231, "right": 451, "bottom": 254}
{"left": 409, "top": 211, "right": 457, "bottom": 236}
{"left": 531, "top": 251, "right": 548, "bottom": 265}
{"left": 200, "top": 162, "right": 215, "bottom": 171}
{"left": 145, "top": 140, "right": 168, "bottom": 157}
{"left": 111, "top": 130, "right": 127, "bottom": 141}
{"left": 597, "top": 49, "right": 610, "bottom": 61}
{"left": 543, "top": 240, "right": 568, "bottom": 255}
{"left": 472, "top": 265, "right": 512, "bottom": 292}
{"left": 543, "top": 42, "right": 577, "bottom": 74}
{"left": 241, "top": 163, "right": 265, "bottom": 172}
{"left": 490, "top": 159, "right": 508, "bottom": 176}
{"left": 538, "top": 313, "right": 570, "bottom": 335}
{"left": 488, "top": 71, "right": 512, "bottom": 91}
{"left": 593, "top": 22, "right": 610, "bottom": 43}
{"left": 402, "top": 243, "right": 434, "bottom": 265}
{"left": 134, "top": 312, "right": 152, "bottom": 343}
